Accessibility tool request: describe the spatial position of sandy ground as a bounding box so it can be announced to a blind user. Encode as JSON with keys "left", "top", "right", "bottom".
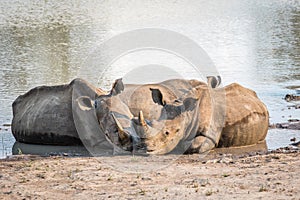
{"left": 0, "top": 147, "right": 299, "bottom": 200}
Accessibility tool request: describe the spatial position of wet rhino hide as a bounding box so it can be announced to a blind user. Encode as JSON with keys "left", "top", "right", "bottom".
{"left": 11, "top": 78, "right": 104, "bottom": 145}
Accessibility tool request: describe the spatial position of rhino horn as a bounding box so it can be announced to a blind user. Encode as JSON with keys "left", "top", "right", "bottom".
{"left": 139, "top": 110, "right": 151, "bottom": 132}
{"left": 138, "top": 111, "right": 147, "bottom": 126}
{"left": 111, "top": 113, "right": 128, "bottom": 141}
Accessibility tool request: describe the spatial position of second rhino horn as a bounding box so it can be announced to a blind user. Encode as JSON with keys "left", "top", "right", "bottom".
{"left": 139, "top": 111, "right": 148, "bottom": 130}
{"left": 111, "top": 113, "right": 124, "bottom": 132}
{"left": 111, "top": 113, "right": 128, "bottom": 141}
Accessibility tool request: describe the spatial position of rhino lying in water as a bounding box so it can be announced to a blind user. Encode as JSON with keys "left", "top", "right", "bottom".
{"left": 12, "top": 78, "right": 139, "bottom": 154}
{"left": 118, "top": 79, "right": 268, "bottom": 154}
{"left": 11, "top": 78, "right": 269, "bottom": 154}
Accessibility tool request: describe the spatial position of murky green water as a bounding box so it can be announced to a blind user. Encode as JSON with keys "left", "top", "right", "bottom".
{"left": 0, "top": 0, "right": 299, "bottom": 158}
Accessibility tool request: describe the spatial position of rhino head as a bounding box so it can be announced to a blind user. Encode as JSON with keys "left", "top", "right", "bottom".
{"left": 133, "top": 87, "right": 200, "bottom": 154}
{"left": 77, "top": 79, "right": 143, "bottom": 153}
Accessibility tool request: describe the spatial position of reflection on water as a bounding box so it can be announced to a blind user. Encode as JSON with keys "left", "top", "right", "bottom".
{"left": 12, "top": 142, "right": 90, "bottom": 157}
{"left": 0, "top": 0, "right": 300, "bottom": 158}
{"left": 267, "top": 129, "right": 300, "bottom": 150}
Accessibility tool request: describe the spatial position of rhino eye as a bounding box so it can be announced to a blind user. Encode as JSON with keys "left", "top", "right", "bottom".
{"left": 165, "top": 131, "right": 169, "bottom": 136}
{"left": 174, "top": 99, "right": 182, "bottom": 103}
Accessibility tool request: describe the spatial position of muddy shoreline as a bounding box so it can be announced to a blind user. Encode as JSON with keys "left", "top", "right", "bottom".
{"left": 1, "top": 147, "right": 299, "bottom": 200}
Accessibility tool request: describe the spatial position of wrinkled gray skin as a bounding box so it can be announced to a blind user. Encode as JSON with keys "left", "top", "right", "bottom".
{"left": 12, "top": 78, "right": 141, "bottom": 154}
{"left": 77, "top": 79, "right": 143, "bottom": 153}
{"left": 12, "top": 78, "right": 101, "bottom": 145}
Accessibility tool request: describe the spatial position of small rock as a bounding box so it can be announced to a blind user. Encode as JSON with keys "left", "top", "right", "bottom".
{"left": 220, "top": 157, "right": 233, "bottom": 164}
{"left": 275, "top": 122, "right": 300, "bottom": 130}
{"left": 285, "top": 94, "right": 300, "bottom": 102}
{"left": 193, "top": 178, "right": 209, "bottom": 187}
{"left": 141, "top": 177, "right": 152, "bottom": 181}
{"left": 130, "top": 182, "right": 137, "bottom": 186}
{"left": 3, "top": 191, "right": 12, "bottom": 195}
{"left": 291, "top": 141, "right": 300, "bottom": 148}
{"left": 288, "top": 119, "right": 299, "bottom": 122}
{"left": 271, "top": 156, "right": 280, "bottom": 159}
{"left": 206, "top": 159, "right": 219, "bottom": 164}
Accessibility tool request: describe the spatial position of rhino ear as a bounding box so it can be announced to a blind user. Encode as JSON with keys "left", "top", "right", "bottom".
{"left": 182, "top": 98, "right": 198, "bottom": 111}
{"left": 150, "top": 88, "right": 165, "bottom": 106}
{"left": 110, "top": 78, "right": 124, "bottom": 96}
{"left": 77, "top": 96, "right": 94, "bottom": 111}
{"left": 207, "top": 75, "right": 221, "bottom": 88}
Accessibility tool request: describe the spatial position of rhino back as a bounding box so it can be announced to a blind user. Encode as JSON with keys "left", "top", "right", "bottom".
{"left": 11, "top": 78, "right": 103, "bottom": 145}
{"left": 160, "top": 79, "right": 206, "bottom": 97}
{"left": 218, "top": 83, "right": 269, "bottom": 147}
{"left": 12, "top": 83, "right": 79, "bottom": 145}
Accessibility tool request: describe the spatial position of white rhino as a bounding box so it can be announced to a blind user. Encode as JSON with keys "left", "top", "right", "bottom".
{"left": 119, "top": 79, "right": 269, "bottom": 154}
{"left": 11, "top": 78, "right": 269, "bottom": 155}
{"left": 12, "top": 78, "right": 138, "bottom": 154}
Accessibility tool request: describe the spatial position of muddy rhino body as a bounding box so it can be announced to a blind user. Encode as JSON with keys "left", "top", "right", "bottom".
{"left": 120, "top": 79, "right": 269, "bottom": 154}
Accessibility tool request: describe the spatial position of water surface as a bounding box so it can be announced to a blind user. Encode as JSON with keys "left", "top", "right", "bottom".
{"left": 0, "top": 0, "right": 299, "bottom": 158}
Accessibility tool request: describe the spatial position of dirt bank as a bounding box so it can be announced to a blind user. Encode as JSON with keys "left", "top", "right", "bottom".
{"left": 0, "top": 149, "right": 299, "bottom": 200}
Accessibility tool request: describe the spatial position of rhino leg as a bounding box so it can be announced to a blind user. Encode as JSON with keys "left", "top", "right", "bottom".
{"left": 185, "top": 136, "right": 215, "bottom": 154}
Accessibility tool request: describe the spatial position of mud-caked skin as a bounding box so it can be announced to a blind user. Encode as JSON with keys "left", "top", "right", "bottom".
{"left": 121, "top": 79, "right": 269, "bottom": 154}
{"left": 217, "top": 83, "right": 269, "bottom": 147}
{"left": 183, "top": 82, "right": 269, "bottom": 153}
{"left": 121, "top": 79, "right": 205, "bottom": 154}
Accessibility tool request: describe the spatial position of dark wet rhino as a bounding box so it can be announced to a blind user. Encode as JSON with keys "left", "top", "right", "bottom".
{"left": 12, "top": 78, "right": 98, "bottom": 145}
{"left": 75, "top": 79, "right": 142, "bottom": 153}
{"left": 12, "top": 78, "right": 139, "bottom": 154}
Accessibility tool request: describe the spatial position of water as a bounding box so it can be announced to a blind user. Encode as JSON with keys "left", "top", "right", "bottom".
{"left": 0, "top": 0, "right": 299, "bottom": 158}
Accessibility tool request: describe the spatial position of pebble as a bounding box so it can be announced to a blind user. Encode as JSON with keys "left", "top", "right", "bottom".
{"left": 291, "top": 141, "right": 300, "bottom": 148}
{"left": 193, "top": 178, "right": 210, "bottom": 187}
{"left": 141, "top": 177, "right": 152, "bottom": 181}
{"left": 3, "top": 191, "right": 12, "bottom": 195}
{"left": 288, "top": 119, "right": 299, "bottom": 122}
